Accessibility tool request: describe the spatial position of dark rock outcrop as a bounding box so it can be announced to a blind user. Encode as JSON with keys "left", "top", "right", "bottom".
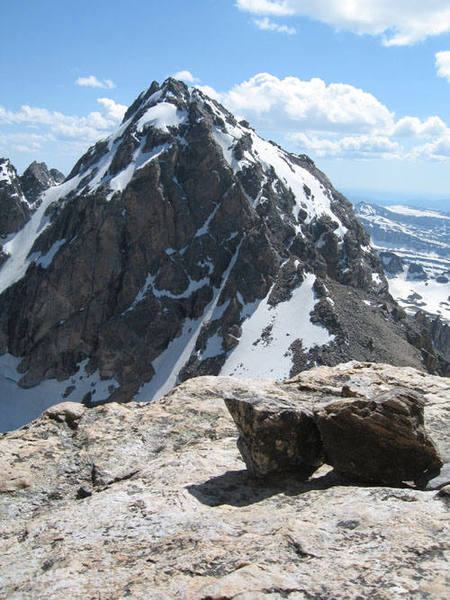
{"left": 224, "top": 386, "right": 323, "bottom": 478}
{"left": 407, "top": 262, "right": 427, "bottom": 281}
{"left": 0, "top": 158, "right": 30, "bottom": 236}
{"left": 20, "top": 161, "right": 64, "bottom": 203}
{"left": 315, "top": 388, "right": 443, "bottom": 485}
{"left": 379, "top": 250, "right": 404, "bottom": 275}
{"left": 224, "top": 370, "right": 443, "bottom": 486}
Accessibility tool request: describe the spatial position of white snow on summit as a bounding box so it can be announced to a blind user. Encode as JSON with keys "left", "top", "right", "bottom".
{"left": 0, "top": 160, "right": 14, "bottom": 185}
{"left": 136, "top": 102, "right": 187, "bottom": 133}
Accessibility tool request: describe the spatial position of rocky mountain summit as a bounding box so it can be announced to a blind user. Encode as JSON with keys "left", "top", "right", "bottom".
{"left": 0, "top": 158, "right": 31, "bottom": 239}
{"left": 0, "top": 158, "right": 64, "bottom": 266}
{"left": 20, "top": 161, "right": 64, "bottom": 204}
{"left": 0, "top": 79, "right": 448, "bottom": 429}
{"left": 1, "top": 362, "right": 448, "bottom": 599}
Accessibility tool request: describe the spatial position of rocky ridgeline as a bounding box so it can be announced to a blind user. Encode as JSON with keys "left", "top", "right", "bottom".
{"left": 0, "top": 79, "right": 448, "bottom": 414}
{"left": 0, "top": 158, "right": 64, "bottom": 265}
{"left": 0, "top": 362, "right": 448, "bottom": 599}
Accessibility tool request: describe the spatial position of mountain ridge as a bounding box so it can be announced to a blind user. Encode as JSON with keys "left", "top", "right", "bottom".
{"left": 0, "top": 78, "right": 447, "bottom": 429}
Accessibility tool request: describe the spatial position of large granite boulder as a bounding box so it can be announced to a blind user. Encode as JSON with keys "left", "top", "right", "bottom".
{"left": 224, "top": 384, "right": 323, "bottom": 478}
{"left": 315, "top": 388, "right": 443, "bottom": 485}
{"left": 225, "top": 370, "right": 443, "bottom": 486}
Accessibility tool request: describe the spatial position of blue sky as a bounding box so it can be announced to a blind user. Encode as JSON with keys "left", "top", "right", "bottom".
{"left": 2, "top": 0, "right": 450, "bottom": 204}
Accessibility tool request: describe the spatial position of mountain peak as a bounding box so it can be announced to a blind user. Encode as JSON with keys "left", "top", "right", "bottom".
{"left": 0, "top": 80, "right": 447, "bottom": 417}
{"left": 122, "top": 77, "right": 191, "bottom": 124}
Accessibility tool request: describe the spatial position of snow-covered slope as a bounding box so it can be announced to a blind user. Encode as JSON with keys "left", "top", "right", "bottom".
{"left": 0, "top": 79, "right": 441, "bottom": 431}
{"left": 356, "top": 202, "right": 450, "bottom": 322}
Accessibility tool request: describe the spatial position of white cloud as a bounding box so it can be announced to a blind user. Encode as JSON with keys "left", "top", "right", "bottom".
{"left": 436, "top": 50, "right": 450, "bottom": 82}
{"left": 200, "top": 72, "right": 450, "bottom": 161}
{"left": 220, "top": 73, "right": 394, "bottom": 134}
{"left": 75, "top": 75, "right": 116, "bottom": 89}
{"left": 237, "top": 0, "right": 450, "bottom": 45}
{"left": 0, "top": 97, "right": 126, "bottom": 144}
{"left": 96, "top": 98, "right": 127, "bottom": 121}
{"left": 0, "top": 132, "right": 52, "bottom": 154}
{"left": 172, "top": 70, "right": 200, "bottom": 83}
{"left": 254, "top": 17, "right": 296, "bottom": 34}
{"left": 236, "top": 0, "right": 292, "bottom": 16}
{"left": 290, "top": 132, "right": 401, "bottom": 159}
{"left": 392, "top": 116, "right": 448, "bottom": 137}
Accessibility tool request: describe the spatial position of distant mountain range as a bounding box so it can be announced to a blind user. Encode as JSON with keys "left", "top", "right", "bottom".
{"left": 355, "top": 202, "right": 450, "bottom": 323}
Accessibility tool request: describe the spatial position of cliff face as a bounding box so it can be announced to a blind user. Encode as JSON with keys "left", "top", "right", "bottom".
{"left": 0, "top": 158, "right": 30, "bottom": 238}
{"left": 0, "top": 362, "right": 448, "bottom": 599}
{"left": 0, "top": 79, "right": 444, "bottom": 418}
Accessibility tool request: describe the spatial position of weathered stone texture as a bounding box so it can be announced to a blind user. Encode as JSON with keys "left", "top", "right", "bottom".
{"left": 0, "top": 363, "right": 448, "bottom": 599}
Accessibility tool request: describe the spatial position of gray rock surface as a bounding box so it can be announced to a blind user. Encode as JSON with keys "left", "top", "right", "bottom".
{"left": 0, "top": 362, "right": 449, "bottom": 599}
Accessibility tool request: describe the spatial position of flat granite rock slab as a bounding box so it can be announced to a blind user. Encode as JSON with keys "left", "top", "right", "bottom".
{"left": 0, "top": 364, "right": 449, "bottom": 599}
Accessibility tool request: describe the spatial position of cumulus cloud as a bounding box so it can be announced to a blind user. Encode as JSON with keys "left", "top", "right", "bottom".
{"left": 436, "top": 50, "right": 450, "bottom": 82}
{"left": 76, "top": 75, "right": 116, "bottom": 89}
{"left": 219, "top": 73, "right": 394, "bottom": 134}
{"left": 172, "top": 70, "right": 200, "bottom": 83}
{"left": 392, "top": 116, "right": 448, "bottom": 137}
{"left": 0, "top": 132, "right": 52, "bottom": 154}
{"left": 236, "top": 0, "right": 450, "bottom": 45}
{"left": 0, "top": 97, "right": 126, "bottom": 144}
{"left": 236, "top": 0, "right": 292, "bottom": 16}
{"left": 290, "top": 132, "right": 401, "bottom": 159}
{"left": 96, "top": 98, "right": 127, "bottom": 121}
{"left": 198, "top": 72, "right": 450, "bottom": 160}
{"left": 254, "top": 17, "right": 296, "bottom": 34}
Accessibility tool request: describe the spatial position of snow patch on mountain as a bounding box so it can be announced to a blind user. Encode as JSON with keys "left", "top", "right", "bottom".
{"left": 0, "top": 177, "right": 81, "bottom": 293}
{"left": 220, "top": 274, "right": 334, "bottom": 380}
{"left": 386, "top": 205, "right": 450, "bottom": 220}
{"left": 356, "top": 201, "right": 450, "bottom": 322}
{"left": 0, "top": 354, "right": 118, "bottom": 433}
{"left": 210, "top": 111, "right": 347, "bottom": 238}
{"left": 0, "top": 161, "right": 14, "bottom": 185}
{"left": 388, "top": 269, "right": 450, "bottom": 322}
{"left": 136, "top": 102, "right": 187, "bottom": 133}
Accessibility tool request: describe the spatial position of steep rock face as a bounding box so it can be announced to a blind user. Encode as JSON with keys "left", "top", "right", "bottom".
{"left": 0, "top": 158, "right": 30, "bottom": 237}
{"left": 0, "top": 363, "right": 449, "bottom": 599}
{"left": 0, "top": 80, "right": 445, "bottom": 412}
{"left": 20, "top": 161, "right": 64, "bottom": 203}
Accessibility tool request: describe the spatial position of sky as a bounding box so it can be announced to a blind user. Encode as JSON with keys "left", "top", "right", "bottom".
{"left": 2, "top": 0, "right": 450, "bottom": 205}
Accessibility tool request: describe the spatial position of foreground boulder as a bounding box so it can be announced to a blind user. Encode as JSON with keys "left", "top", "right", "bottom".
{"left": 225, "top": 387, "right": 323, "bottom": 478}
{"left": 0, "top": 363, "right": 449, "bottom": 599}
{"left": 315, "top": 388, "right": 443, "bottom": 485}
{"left": 226, "top": 375, "right": 443, "bottom": 486}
